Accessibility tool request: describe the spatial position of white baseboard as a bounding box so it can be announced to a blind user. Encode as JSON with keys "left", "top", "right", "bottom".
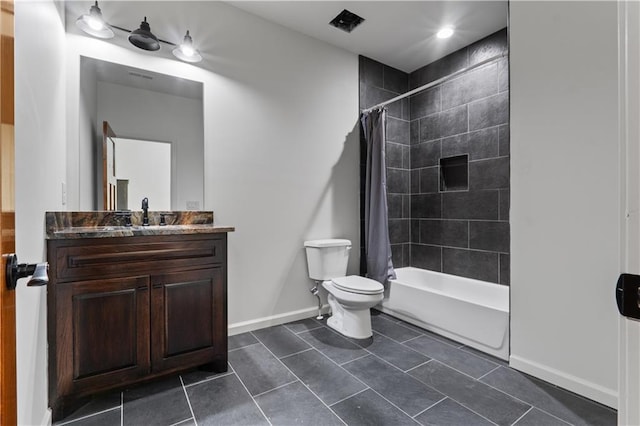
{"left": 509, "top": 354, "right": 618, "bottom": 409}
{"left": 228, "top": 305, "right": 330, "bottom": 336}
{"left": 40, "top": 408, "right": 52, "bottom": 426}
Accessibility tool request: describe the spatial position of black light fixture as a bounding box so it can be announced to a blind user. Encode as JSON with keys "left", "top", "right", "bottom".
{"left": 128, "top": 17, "right": 160, "bottom": 51}
{"left": 172, "top": 30, "right": 202, "bottom": 63}
{"left": 76, "top": 1, "right": 114, "bottom": 39}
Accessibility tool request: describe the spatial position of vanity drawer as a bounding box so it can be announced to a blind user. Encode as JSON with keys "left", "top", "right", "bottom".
{"left": 52, "top": 235, "right": 226, "bottom": 282}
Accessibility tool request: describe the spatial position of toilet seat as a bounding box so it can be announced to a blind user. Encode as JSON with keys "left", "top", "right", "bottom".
{"left": 331, "top": 275, "right": 383, "bottom": 295}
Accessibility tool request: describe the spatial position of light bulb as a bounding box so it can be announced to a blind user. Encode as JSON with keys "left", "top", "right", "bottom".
{"left": 87, "top": 16, "right": 104, "bottom": 31}
{"left": 436, "top": 27, "right": 454, "bottom": 39}
{"left": 181, "top": 44, "right": 195, "bottom": 57}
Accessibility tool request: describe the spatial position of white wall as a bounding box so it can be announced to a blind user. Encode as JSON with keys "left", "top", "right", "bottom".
{"left": 14, "top": 1, "right": 67, "bottom": 425}
{"left": 96, "top": 81, "right": 204, "bottom": 211}
{"left": 510, "top": 1, "right": 619, "bottom": 407}
{"left": 65, "top": 2, "right": 360, "bottom": 330}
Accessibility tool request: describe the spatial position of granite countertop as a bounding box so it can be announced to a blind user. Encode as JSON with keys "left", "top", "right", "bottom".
{"left": 46, "top": 211, "right": 235, "bottom": 239}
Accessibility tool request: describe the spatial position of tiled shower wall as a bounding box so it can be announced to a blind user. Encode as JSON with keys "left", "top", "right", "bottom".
{"left": 359, "top": 28, "right": 510, "bottom": 285}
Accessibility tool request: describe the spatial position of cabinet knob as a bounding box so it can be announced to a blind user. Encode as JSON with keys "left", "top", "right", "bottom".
{"left": 4, "top": 254, "right": 49, "bottom": 290}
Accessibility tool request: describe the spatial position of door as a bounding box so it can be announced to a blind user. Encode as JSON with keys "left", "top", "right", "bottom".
{"left": 0, "top": 1, "right": 16, "bottom": 424}
{"left": 618, "top": 1, "right": 640, "bottom": 424}
{"left": 150, "top": 268, "right": 226, "bottom": 373}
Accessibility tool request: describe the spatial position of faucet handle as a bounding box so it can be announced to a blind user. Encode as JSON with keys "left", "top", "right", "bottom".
{"left": 114, "top": 211, "right": 132, "bottom": 227}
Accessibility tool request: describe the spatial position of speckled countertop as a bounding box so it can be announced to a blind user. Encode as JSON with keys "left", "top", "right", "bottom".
{"left": 46, "top": 211, "right": 234, "bottom": 239}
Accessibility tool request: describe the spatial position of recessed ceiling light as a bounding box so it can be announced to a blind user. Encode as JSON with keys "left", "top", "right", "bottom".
{"left": 436, "top": 27, "right": 454, "bottom": 39}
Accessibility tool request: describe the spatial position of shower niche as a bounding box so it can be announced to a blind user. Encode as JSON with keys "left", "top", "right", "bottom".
{"left": 439, "top": 155, "right": 468, "bottom": 192}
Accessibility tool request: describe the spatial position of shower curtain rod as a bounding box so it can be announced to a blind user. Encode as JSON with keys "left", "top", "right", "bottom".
{"left": 362, "top": 52, "right": 509, "bottom": 114}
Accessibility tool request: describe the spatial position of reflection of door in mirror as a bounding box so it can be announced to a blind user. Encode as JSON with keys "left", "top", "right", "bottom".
{"left": 103, "top": 121, "right": 172, "bottom": 211}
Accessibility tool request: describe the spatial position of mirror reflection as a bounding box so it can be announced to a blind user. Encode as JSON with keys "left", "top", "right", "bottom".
{"left": 79, "top": 56, "right": 204, "bottom": 211}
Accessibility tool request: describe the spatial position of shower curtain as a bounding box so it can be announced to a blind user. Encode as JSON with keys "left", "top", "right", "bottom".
{"left": 361, "top": 108, "right": 396, "bottom": 284}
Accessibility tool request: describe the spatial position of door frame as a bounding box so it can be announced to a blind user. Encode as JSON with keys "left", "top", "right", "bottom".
{"left": 618, "top": 1, "right": 640, "bottom": 424}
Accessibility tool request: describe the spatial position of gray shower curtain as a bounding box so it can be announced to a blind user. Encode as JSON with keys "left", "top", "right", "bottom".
{"left": 361, "top": 108, "right": 396, "bottom": 284}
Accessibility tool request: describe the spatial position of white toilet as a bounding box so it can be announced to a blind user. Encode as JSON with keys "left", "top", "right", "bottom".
{"left": 304, "top": 239, "right": 384, "bottom": 339}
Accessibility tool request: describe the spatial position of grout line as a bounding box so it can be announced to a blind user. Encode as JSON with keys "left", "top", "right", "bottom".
{"left": 328, "top": 387, "right": 371, "bottom": 407}
{"left": 278, "top": 347, "right": 314, "bottom": 360}
{"left": 405, "top": 359, "right": 432, "bottom": 374}
{"left": 252, "top": 380, "right": 299, "bottom": 398}
{"left": 339, "top": 353, "right": 371, "bottom": 367}
{"left": 227, "top": 363, "right": 273, "bottom": 425}
{"left": 228, "top": 341, "right": 261, "bottom": 352}
{"left": 477, "top": 365, "right": 501, "bottom": 381}
{"left": 168, "top": 417, "right": 195, "bottom": 426}
{"left": 180, "top": 376, "right": 198, "bottom": 426}
{"left": 510, "top": 406, "right": 534, "bottom": 425}
{"left": 182, "top": 370, "right": 234, "bottom": 388}
{"left": 254, "top": 342, "right": 348, "bottom": 425}
{"left": 411, "top": 396, "right": 447, "bottom": 419}
{"left": 55, "top": 406, "right": 121, "bottom": 426}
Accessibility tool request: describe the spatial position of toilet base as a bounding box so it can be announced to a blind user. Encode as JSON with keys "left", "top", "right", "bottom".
{"left": 326, "top": 293, "right": 374, "bottom": 339}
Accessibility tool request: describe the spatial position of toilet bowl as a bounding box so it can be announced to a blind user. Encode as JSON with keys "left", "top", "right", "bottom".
{"left": 303, "top": 239, "right": 384, "bottom": 339}
{"left": 322, "top": 275, "right": 384, "bottom": 339}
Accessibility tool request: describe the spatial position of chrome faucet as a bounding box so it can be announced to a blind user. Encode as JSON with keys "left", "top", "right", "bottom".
{"left": 141, "top": 197, "right": 149, "bottom": 226}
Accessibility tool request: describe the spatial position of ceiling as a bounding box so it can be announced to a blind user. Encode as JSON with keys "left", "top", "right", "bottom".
{"left": 226, "top": 1, "right": 508, "bottom": 73}
{"left": 66, "top": 1, "right": 508, "bottom": 74}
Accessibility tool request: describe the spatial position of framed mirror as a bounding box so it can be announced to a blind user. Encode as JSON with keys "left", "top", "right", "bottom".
{"left": 79, "top": 56, "right": 204, "bottom": 211}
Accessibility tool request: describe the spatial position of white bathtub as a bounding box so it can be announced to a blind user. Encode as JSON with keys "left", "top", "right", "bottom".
{"left": 378, "top": 267, "right": 509, "bottom": 360}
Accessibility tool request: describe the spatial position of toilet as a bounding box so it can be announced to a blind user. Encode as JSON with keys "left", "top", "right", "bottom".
{"left": 304, "top": 239, "right": 384, "bottom": 339}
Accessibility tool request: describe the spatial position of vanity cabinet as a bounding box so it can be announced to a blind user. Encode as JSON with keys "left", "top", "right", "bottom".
{"left": 47, "top": 232, "right": 228, "bottom": 420}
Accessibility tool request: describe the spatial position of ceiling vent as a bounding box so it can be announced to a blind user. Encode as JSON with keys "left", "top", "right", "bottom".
{"left": 329, "top": 9, "right": 365, "bottom": 33}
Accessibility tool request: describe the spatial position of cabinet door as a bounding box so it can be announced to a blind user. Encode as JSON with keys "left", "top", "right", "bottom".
{"left": 56, "top": 276, "right": 150, "bottom": 396}
{"left": 151, "top": 268, "right": 226, "bottom": 373}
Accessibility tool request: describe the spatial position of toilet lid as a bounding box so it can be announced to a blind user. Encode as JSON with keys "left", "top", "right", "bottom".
{"left": 331, "top": 275, "right": 384, "bottom": 295}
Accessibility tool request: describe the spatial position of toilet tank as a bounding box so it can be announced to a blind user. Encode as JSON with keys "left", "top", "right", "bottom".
{"left": 304, "top": 239, "right": 351, "bottom": 281}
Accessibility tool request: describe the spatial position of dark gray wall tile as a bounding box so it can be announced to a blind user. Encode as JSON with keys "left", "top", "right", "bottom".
{"left": 388, "top": 194, "right": 403, "bottom": 219}
{"left": 410, "top": 48, "right": 468, "bottom": 90}
{"left": 401, "top": 98, "right": 410, "bottom": 121}
{"left": 391, "top": 244, "right": 404, "bottom": 268}
{"left": 499, "top": 124, "right": 510, "bottom": 156}
{"left": 332, "top": 389, "right": 418, "bottom": 426}
{"left": 401, "top": 243, "right": 410, "bottom": 268}
{"left": 363, "top": 86, "right": 403, "bottom": 118}
{"left": 411, "top": 169, "right": 420, "bottom": 193}
{"left": 359, "top": 55, "right": 383, "bottom": 88}
{"left": 411, "top": 244, "right": 442, "bottom": 271}
{"left": 389, "top": 219, "right": 410, "bottom": 244}
{"left": 468, "top": 127, "right": 499, "bottom": 160}
{"left": 442, "top": 190, "right": 499, "bottom": 220}
{"left": 410, "top": 87, "right": 440, "bottom": 120}
{"left": 402, "top": 145, "right": 410, "bottom": 168}
{"left": 411, "top": 220, "right": 420, "bottom": 243}
{"left": 387, "top": 169, "right": 410, "bottom": 194}
{"left": 469, "top": 92, "right": 509, "bottom": 131}
{"left": 386, "top": 142, "right": 404, "bottom": 168}
{"left": 442, "top": 248, "right": 498, "bottom": 282}
{"left": 419, "top": 114, "right": 441, "bottom": 142}
{"left": 439, "top": 105, "right": 468, "bottom": 138}
{"left": 384, "top": 64, "right": 409, "bottom": 94}
{"left": 255, "top": 382, "right": 344, "bottom": 426}
{"left": 419, "top": 167, "right": 439, "bottom": 193}
{"left": 409, "top": 360, "right": 530, "bottom": 426}
{"left": 387, "top": 117, "right": 410, "bottom": 144}
{"left": 498, "top": 58, "right": 509, "bottom": 93}
{"left": 420, "top": 220, "right": 442, "bottom": 245}
{"left": 468, "top": 28, "right": 508, "bottom": 66}
{"left": 411, "top": 140, "right": 441, "bottom": 168}
{"left": 410, "top": 120, "right": 420, "bottom": 144}
{"left": 499, "top": 189, "right": 510, "bottom": 221}
{"left": 402, "top": 194, "right": 411, "bottom": 218}
{"left": 441, "top": 63, "right": 498, "bottom": 110}
{"left": 343, "top": 355, "right": 443, "bottom": 416}
{"left": 469, "top": 157, "right": 509, "bottom": 190}
{"left": 499, "top": 254, "right": 510, "bottom": 286}
{"left": 469, "top": 221, "right": 510, "bottom": 253}
{"left": 281, "top": 349, "right": 366, "bottom": 406}
{"left": 420, "top": 220, "right": 468, "bottom": 248}
{"left": 415, "top": 398, "right": 494, "bottom": 426}
{"left": 411, "top": 193, "right": 442, "bottom": 218}
{"left": 441, "top": 134, "right": 468, "bottom": 158}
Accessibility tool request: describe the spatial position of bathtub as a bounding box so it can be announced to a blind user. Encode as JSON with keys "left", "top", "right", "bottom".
{"left": 378, "top": 267, "right": 509, "bottom": 361}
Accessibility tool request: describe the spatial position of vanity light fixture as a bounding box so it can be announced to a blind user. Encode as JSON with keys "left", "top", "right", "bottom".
{"left": 129, "top": 17, "right": 161, "bottom": 51}
{"left": 172, "top": 30, "right": 203, "bottom": 63}
{"left": 436, "top": 26, "right": 455, "bottom": 39}
{"left": 76, "top": 1, "right": 114, "bottom": 39}
{"left": 75, "top": 3, "right": 203, "bottom": 63}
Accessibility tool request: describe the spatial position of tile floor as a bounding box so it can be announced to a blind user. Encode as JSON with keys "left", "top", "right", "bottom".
{"left": 55, "top": 310, "right": 616, "bottom": 426}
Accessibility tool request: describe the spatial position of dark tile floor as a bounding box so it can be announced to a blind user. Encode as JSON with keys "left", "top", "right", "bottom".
{"left": 55, "top": 310, "right": 617, "bottom": 426}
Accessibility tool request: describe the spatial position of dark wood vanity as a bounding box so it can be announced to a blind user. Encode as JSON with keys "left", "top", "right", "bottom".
{"left": 45, "top": 212, "right": 233, "bottom": 420}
